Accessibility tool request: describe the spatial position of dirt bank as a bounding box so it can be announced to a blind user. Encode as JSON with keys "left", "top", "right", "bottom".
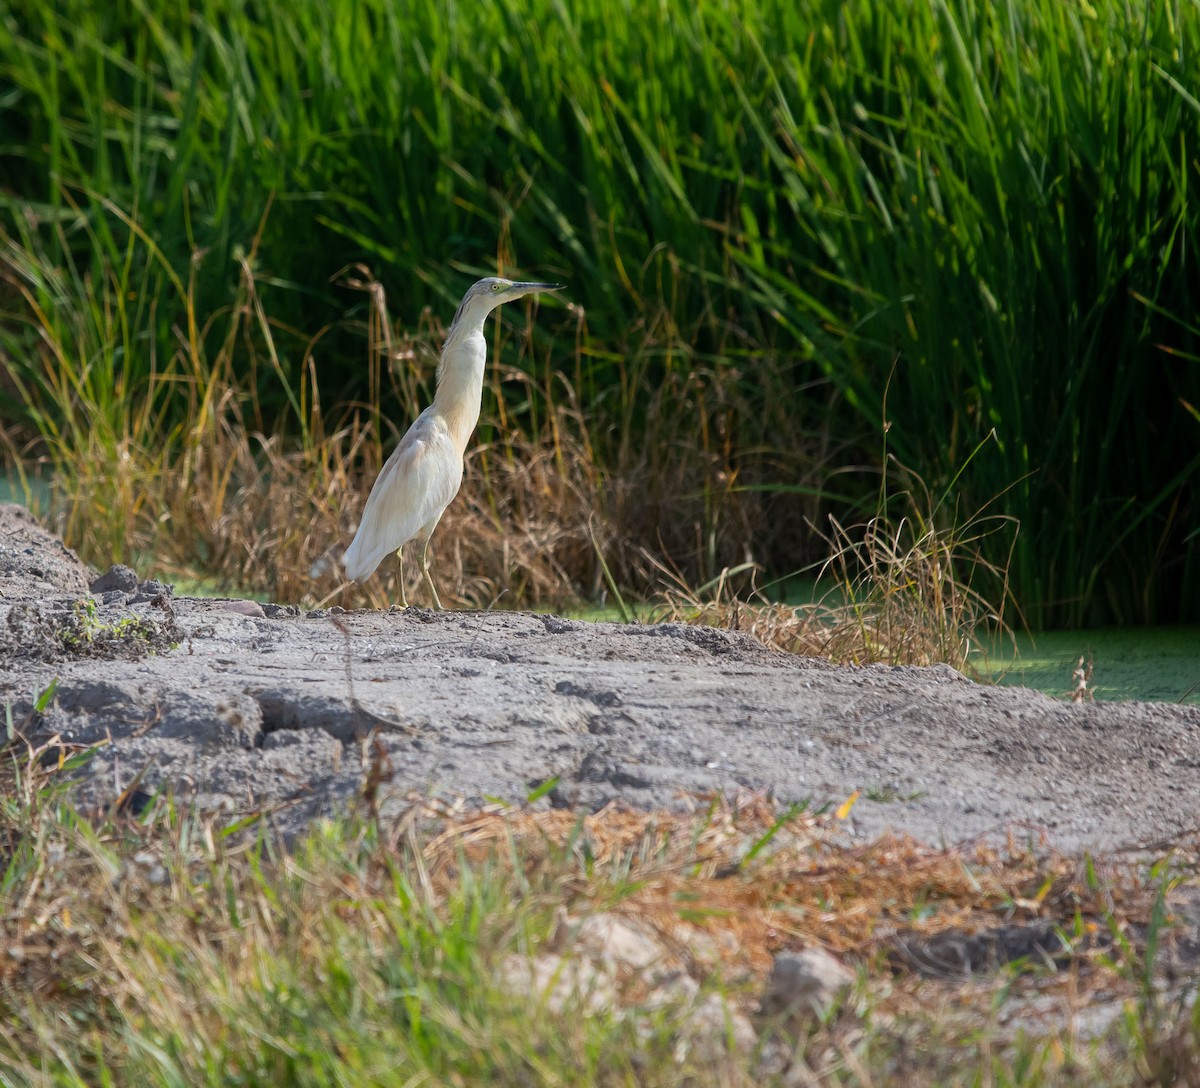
{"left": 2, "top": 503, "right": 1197, "bottom": 850}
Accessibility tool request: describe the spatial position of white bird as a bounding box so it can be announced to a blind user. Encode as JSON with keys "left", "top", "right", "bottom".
{"left": 343, "top": 276, "right": 563, "bottom": 608}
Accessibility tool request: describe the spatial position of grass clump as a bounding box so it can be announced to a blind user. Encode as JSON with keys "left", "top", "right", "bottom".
{"left": 52, "top": 597, "right": 181, "bottom": 658}
{"left": 0, "top": 216, "right": 815, "bottom": 614}
{"left": 0, "top": 787, "right": 659, "bottom": 1085}
{"left": 655, "top": 460, "right": 1016, "bottom": 675}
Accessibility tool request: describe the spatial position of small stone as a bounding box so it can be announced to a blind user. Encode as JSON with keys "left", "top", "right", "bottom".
{"left": 498, "top": 953, "right": 616, "bottom": 1015}
{"left": 643, "top": 973, "right": 700, "bottom": 1009}
{"left": 574, "top": 913, "right": 667, "bottom": 974}
{"left": 90, "top": 564, "right": 139, "bottom": 594}
{"left": 130, "top": 579, "right": 174, "bottom": 603}
{"left": 670, "top": 924, "right": 741, "bottom": 972}
{"left": 263, "top": 604, "right": 300, "bottom": 619}
{"left": 678, "top": 993, "right": 758, "bottom": 1062}
{"left": 759, "top": 948, "right": 854, "bottom": 1025}
{"left": 218, "top": 599, "right": 266, "bottom": 618}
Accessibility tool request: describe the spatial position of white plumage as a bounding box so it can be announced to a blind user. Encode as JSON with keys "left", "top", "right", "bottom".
{"left": 343, "top": 276, "right": 563, "bottom": 607}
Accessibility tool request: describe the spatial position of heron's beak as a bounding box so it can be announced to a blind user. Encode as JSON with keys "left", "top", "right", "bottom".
{"left": 511, "top": 281, "right": 565, "bottom": 295}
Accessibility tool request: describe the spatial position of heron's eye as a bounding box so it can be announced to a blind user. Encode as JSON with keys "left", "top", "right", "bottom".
{"left": 491, "top": 283, "right": 501, "bottom": 291}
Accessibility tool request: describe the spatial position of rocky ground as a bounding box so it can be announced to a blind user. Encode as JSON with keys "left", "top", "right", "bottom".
{"left": 2, "top": 501, "right": 1198, "bottom": 852}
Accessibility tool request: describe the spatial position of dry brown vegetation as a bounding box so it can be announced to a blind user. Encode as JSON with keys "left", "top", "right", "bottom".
{"left": 651, "top": 473, "right": 1017, "bottom": 674}
{"left": 5, "top": 247, "right": 830, "bottom": 619}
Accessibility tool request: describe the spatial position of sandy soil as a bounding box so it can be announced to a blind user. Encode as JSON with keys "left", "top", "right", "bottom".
{"left": 2, "top": 502, "right": 1198, "bottom": 851}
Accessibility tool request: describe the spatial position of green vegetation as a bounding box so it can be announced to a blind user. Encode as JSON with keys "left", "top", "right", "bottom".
{"left": 1, "top": 733, "right": 1198, "bottom": 1086}
{"left": 54, "top": 597, "right": 170, "bottom": 652}
{"left": 1, "top": 0, "right": 1198, "bottom": 625}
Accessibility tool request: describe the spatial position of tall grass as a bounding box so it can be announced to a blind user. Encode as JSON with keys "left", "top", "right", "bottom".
{"left": 1, "top": 0, "right": 1197, "bottom": 623}
{"left": 734, "top": 0, "right": 1200, "bottom": 627}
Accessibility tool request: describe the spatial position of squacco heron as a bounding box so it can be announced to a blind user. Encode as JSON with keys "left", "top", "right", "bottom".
{"left": 343, "top": 276, "right": 563, "bottom": 608}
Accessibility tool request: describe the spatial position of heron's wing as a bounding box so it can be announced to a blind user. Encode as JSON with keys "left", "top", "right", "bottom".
{"left": 342, "top": 415, "right": 462, "bottom": 581}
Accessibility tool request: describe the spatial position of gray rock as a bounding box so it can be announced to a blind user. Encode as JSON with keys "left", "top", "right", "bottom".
{"left": 888, "top": 920, "right": 1074, "bottom": 976}
{"left": 759, "top": 948, "right": 854, "bottom": 1025}
{"left": 4, "top": 503, "right": 1200, "bottom": 850}
{"left": 0, "top": 504, "right": 91, "bottom": 599}
{"left": 217, "top": 599, "right": 266, "bottom": 618}
{"left": 573, "top": 913, "right": 668, "bottom": 975}
{"left": 90, "top": 564, "right": 139, "bottom": 594}
{"left": 679, "top": 993, "right": 758, "bottom": 1062}
{"left": 498, "top": 953, "right": 616, "bottom": 1014}
{"left": 131, "top": 579, "right": 174, "bottom": 603}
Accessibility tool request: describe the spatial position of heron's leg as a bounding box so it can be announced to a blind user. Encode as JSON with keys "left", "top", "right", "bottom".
{"left": 396, "top": 546, "right": 408, "bottom": 609}
{"left": 418, "top": 534, "right": 443, "bottom": 611}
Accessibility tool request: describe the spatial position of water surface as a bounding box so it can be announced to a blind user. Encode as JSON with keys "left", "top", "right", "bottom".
{"left": 985, "top": 627, "right": 1200, "bottom": 704}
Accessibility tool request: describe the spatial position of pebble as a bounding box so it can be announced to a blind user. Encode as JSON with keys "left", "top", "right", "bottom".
{"left": 759, "top": 948, "right": 854, "bottom": 1025}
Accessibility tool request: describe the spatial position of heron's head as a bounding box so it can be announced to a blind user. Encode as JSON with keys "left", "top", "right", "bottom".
{"left": 450, "top": 276, "right": 564, "bottom": 331}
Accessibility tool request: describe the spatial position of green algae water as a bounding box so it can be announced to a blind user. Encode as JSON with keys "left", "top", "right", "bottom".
{"left": 985, "top": 628, "right": 1200, "bottom": 705}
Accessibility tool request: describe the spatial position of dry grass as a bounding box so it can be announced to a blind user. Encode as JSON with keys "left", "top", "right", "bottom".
{"left": 415, "top": 794, "right": 1136, "bottom": 971}
{"left": 653, "top": 471, "right": 1018, "bottom": 675}
{"left": 3, "top": 238, "right": 825, "bottom": 616}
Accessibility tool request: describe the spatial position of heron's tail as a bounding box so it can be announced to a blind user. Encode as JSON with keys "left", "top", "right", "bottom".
{"left": 342, "top": 532, "right": 387, "bottom": 582}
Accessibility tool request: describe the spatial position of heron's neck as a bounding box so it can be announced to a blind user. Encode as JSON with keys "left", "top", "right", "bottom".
{"left": 433, "top": 324, "right": 487, "bottom": 450}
